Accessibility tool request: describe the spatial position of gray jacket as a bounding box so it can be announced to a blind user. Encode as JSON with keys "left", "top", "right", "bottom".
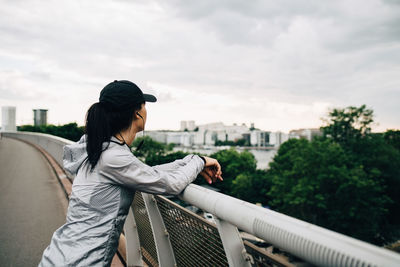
{"left": 39, "top": 135, "right": 204, "bottom": 266}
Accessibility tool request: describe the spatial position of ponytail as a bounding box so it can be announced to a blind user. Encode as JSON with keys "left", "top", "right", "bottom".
{"left": 85, "top": 101, "right": 144, "bottom": 171}
{"left": 85, "top": 102, "right": 111, "bottom": 172}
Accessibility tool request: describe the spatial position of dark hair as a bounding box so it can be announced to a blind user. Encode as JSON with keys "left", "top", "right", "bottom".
{"left": 85, "top": 101, "right": 144, "bottom": 171}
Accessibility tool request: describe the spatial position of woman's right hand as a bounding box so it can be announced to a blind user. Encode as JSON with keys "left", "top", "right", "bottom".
{"left": 200, "top": 156, "right": 223, "bottom": 184}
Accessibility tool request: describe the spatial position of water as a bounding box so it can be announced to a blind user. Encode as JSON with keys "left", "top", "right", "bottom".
{"left": 173, "top": 146, "right": 277, "bottom": 170}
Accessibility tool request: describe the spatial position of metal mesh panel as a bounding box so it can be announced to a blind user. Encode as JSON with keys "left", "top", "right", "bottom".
{"left": 132, "top": 192, "right": 159, "bottom": 267}
{"left": 155, "top": 196, "right": 229, "bottom": 267}
{"left": 243, "top": 240, "right": 295, "bottom": 267}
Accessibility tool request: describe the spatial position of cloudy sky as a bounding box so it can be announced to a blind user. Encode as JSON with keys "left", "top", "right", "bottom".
{"left": 0, "top": 0, "right": 399, "bottom": 132}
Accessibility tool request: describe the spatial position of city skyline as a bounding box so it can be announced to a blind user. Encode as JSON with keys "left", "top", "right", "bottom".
{"left": 0, "top": 107, "right": 321, "bottom": 134}
{"left": 0, "top": 0, "right": 399, "bottom": 133}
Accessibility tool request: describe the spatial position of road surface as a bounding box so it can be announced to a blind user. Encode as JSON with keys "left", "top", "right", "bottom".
{"left": 0, "top": 137, "right": 67, "bottom": 266}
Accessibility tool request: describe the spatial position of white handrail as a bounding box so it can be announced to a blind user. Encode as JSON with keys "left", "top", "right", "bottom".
{"left": 180, "top": 184, "right": 400, "bottom": 267}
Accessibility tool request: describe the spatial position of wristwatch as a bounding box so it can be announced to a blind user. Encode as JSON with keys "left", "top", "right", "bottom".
{"left": 199, "top": 156, "right": 206, "bottom": 165}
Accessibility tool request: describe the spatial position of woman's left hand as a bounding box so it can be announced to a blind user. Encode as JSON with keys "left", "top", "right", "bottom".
{"left": 199, "top": 156, "right": 223, "bottom": 184}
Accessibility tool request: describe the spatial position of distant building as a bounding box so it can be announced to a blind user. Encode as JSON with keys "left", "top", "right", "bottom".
{"left": 187, "top": 120, "right": 196, "bottom": 131}
{"left": 147, "top": 131, "right": 168, "bottom": 143}
{"left": 180, "top": 120, "right": 197, "bottom": 131}
{"left": 146, "top": 131, "right": 195, "bottom": 147}
{"left": 33, "top": 109, "right": 48, "bottom": 126}
{"left": 242, "top": 133, "right": 251, "bottom": 145}
{"left": 180, "top": 121, "right": 187, "bottom": 131}
{"left": 249, "top": 130, "right": 290, "bottom": 148}
{"left": 269, "top": 131, "right": 289, "bottom": 147}
{"left": 250, "top": 130, "right": 271, "bottom": 147}
{"left": 149, "top": 122, "right": 252, "bottom": 147}
{"left": 150, "top": 122, "right": 319, "bottom": 149}
{"left": 1, "top": 106, "right": 17, "bottom": 131}
{"left": 289, "top": 128, "right": 322, "bottom": 141}
{"left": 195, "top": 122, "right": 249, "bottom": 146}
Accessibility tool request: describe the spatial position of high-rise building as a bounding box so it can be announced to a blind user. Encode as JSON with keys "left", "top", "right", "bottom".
{"left": 180, "top": 121, "right": 187, "bottom": 131}
{"left": 187, "top": 120, "right": 196, "bottom": 131}
{"left": 181, "top": 120, "right": 197, "bottom": 131}
{"left": 1, "top": 106, "right": 17, "bottom": 131}
{"left": 33, "top": 109, "right": 48, "bottom": 126}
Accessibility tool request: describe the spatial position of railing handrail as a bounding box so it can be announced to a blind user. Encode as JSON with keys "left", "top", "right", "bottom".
{"left": 180, "top": 184, "right": 400, "bottom": 266}
{"left": 2, "top": 131, "right": 73, "bottom": 168}
{"left": 2, "top": 130, "right": 74, "bottom": 145}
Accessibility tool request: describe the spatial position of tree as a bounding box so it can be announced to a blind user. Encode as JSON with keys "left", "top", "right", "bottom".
{"left": 321, "top": 105, "right": 373, "bottom": 146}
{"left": 384, "top": 130, "right": 400, "bottom": 151}
{"left": 57, "top": 123, "right": 85, "bottom": 141}
{"left": 210, "top": 149, "right": 257, "bottom": 193}
{"left": 132, "top": 136, "right": 166, "bottom": 160}
{"left": 18, "top": 123, "right": 84, "bottom": 141}
{"left": 267, "top": 138, "right": 390, "bottom": 244}
{"left": 348, "top": 133, "right": 400, "bottom": 238}
{"left": 319, "top": 105, "right": 400, "bottom": 244}
{"left": 214, "top": 138, "right": 248, "bottom": 147}
{"left": 231, "top": 170, "right": 271, "bottom": 205}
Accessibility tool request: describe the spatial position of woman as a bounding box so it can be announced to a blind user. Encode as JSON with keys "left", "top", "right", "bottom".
{"left": 39, "top": 80, "right": 223, "bottom": 266}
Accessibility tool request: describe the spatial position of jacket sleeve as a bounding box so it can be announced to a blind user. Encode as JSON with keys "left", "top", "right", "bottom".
{"left": 98, "top": 152, "right": 204, "bottom": 195}
{"left": 152, "top": 157, "right": 194, "bottom": 171}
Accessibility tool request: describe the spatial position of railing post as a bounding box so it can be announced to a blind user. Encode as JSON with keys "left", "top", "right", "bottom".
{"left": 214, "top": 216, "right": 252, "bottom": 267}
{"left": 142, "top": 193, "right": 177, "bottom": 267}
{"left": 124, "top": 208, "right": 144, "bottom": 267}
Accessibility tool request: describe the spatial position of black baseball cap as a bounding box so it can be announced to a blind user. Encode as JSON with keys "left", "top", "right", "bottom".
{"left": 99, "top": 80, "right": 157, "bottom": 111}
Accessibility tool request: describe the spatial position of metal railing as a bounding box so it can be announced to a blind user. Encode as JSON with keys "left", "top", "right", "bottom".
{"left": 3, "top": 131, "right": 400, "bottom": 267}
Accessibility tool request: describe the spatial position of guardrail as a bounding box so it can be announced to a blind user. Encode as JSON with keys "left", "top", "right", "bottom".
{"left": 1, "top": 131, "right": 73, "bottom": 167}
{"left": 3, "top": 131, "right": 400, "bottom": 267}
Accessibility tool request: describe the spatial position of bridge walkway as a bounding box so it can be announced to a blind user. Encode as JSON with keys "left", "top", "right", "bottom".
{"left": 0, "top": 137, "right": 67, "bottom": 266}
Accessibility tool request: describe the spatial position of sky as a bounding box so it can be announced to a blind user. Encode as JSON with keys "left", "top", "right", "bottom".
{"left": 0, "top": 0, "right": 399, "bottom": 133}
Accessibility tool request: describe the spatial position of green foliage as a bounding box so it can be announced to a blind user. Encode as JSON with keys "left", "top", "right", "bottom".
{"left": 346, "top": 133, "right": 400, "bottom": 236}
{"left": 131, "top": 136, "right": 166, "bottom": 160}
{"left": 231, "top": 170, "right": 271, "bottom": 204}
{"left": 166, "top": 143, "right": 176, "bottom": 151}
{"left": 215, "top": 138, "right": 249, "bottom": 146}
{"left": 321, "top": 105, "right": 373, "bottom": 146}
{"left": 384, "top": 130, "right": 400, "bottom": 151}
{"left": 18, "top": 123, "right": 84, "bottom": 141}
{"left": 321, "top": 105, "right": 400, "bottom": 242}
{"left": 264, "top": 104, "right": 400, "bottom": 245}
{"left": 267, "top": 138, "right": 390, "bottom": 243}
{"left": 210, "top": 149, "right": 257, "bottom": 193}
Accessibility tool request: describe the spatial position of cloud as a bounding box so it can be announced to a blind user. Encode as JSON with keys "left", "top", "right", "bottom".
{"left": 0, "top": 0, "right": 399, "bottom": 132}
